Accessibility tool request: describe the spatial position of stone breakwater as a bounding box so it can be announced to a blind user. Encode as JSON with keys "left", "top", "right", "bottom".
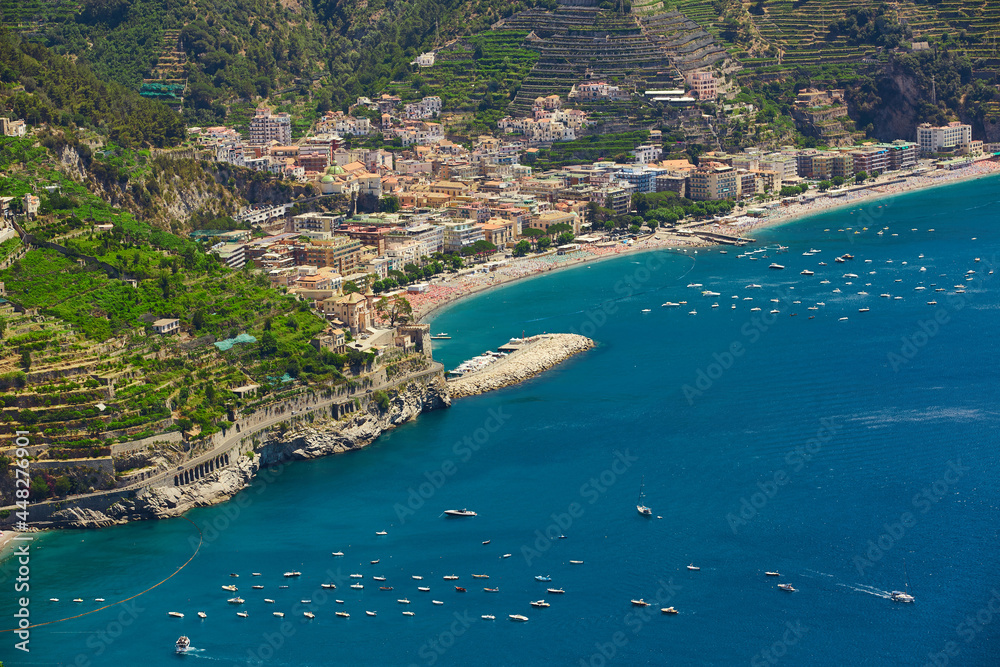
{"left": 448, "top": 334, "right": 595, "bottom": 398}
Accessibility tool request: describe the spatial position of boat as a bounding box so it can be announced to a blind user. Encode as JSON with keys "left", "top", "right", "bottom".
{"left": 279, "top": 585, "right": 288, "bottom": 588}
{"left": 230, "top": 573, "right": 239, "bottom": 578}
{"left": 892, "top": 558, "right": 916, "bottom": 603}
{"left": 662, "top": 302, "right": 680, "bottom": 307}
{"left": 455, "top": 587, "right": 466, "bottom": 592}
{"left": 304, "top": 612, "right": 315, "bottom": 619}
{"left": 336, "top": 611, "right": 350, "bottom": 618}
{"left": 168, "top": 612, "right": 184, "bottom": 618}
{"left": 746, "top": 284, "right": 762, "bottom": 289}
{"left": 777, "top": 584, "right": 796, "bottom": 592}
{"left": 366, "top": 611, "right": 377, "bottom": 616}
{"left": 751, "top": 307, "right": 761, "bottom": 312}
{"left": 472, "top": 574, "right": 489, "bottom": 579}
{"left": 547, "top": 588, "right": 565, "bottom": 595}
{"left": 534, "top": 575, "right": 552, "bottom": 582}
{"left": 331, "top": 552, "right": 344, "bottom": 557}
{"left": 443, "top": 575, "right": 459, "bottom": 580}
{"left": 927, "top": 301, "right": 937, "bottom": 305}
{"left": 418, "top": 587, "right": 431, "bottom": 592}
{"left": 380, "top": 586, "right": 393, "bottom": 591}
{"left": 444, "top": 509, "right": 477, "bottom": 517}
{"left": 530, "top": 600, "right": 550, "bottom": 608}
{"left": 800, "top": 270, "right": 814, "bottom": 276}
{"left": 631, "top": 599, "right": 650, "bottom": 607}
{"left": 350, "top": 574, "right": 364, "bottom": 579}
{"left": 252, "top": 573, "right": 261, "bottom": 576}
{"left": 197, "top": 611, "right": 207, "bottom": 619}
{"left": 769, "top": 263, "right": 784, "bottom": 270}
{"left": 264, "top": 599, "right": 275, "bottom": 604}
{"left": 403, "top": 611, "right": 415, "bottom": 616}
{"left": 373, "top": 576, "right": 387, "bottom": 582}
{"left": 640, "top": 308, "right": 651, "bottom": 313}
{"left": 482, "top": 540, "right": 491, "bottom": 545}
{"left": 835, "top": 257, "right": 846, "bottom": 263}
{"left": 859, "top": 308, "right": 870, "bottom": 313}
{"left": 509, "top": 615, "right": 529, "bottom": 622}
{"left": 370, "top": 559, "right": 379, "bottom": 564}
{"left": 227, "top": 597, "right": 244, "bottom": 605}
{"left": 765, "top": 572, "right": 781, "bottom": 577}
{"left": 702, "top": 290, "right": 720, "bottom": 297}
{"left": 688, "top": 309, "right": 697, "bottom": 315}
{"left": 687, "top": 564, "right": 700, "bottom": 571}
{"left": 351, "top": 584, "right": 364, "bottom": 590}
{"left": 376, "top": 531, "right": 388, "bottom": 536}
{"left": 237, "top": 611, "right": 248, "bottom": 618}
{"left": 769, "top": 309, "right": 779, "bottom": 314}
{"left": 273, "top": 612, "right": 284, "bottom": 618}
{"left": 432, "top": 600, "right": 444, "bottom": 605}
{"left": 73, "top": 598, "right": 84, "bottom": 603}
{"left": 661, "top": 607, "right": 679, "bottom": 614}
{"left": 502, "top": 554, "right": 512, "bottom": 559}
{"left": 430, "top": 333, "right": 451, "bottom": 340}
{"left": 482, "top": 614, "right": 495, "bottom": 620}
{"left": 569, "top": 560, "right": 584, "bottom": 565}
{"left": 637, "top": 476, "right": 652, "bottom": 516}
{"left": 412, "top": 575, "right": 424, "bottom": 580}
{"left": 335, "top": 600, "right": 344, "bottom": 604}
{"left": 397, "top": 598, "right": 411, "bottom": 604}
{"left": 176, "top": 636, "right": 191, "bottom": 653}
{"left": 49, "top": 598, "right": 59, "bottom": 602}
{"left": 484, "top": 587, "right": 499, "bottom": 593}
{"left": 321, "top": 583, "right": 337, "bottom": 589}
{"left": 222, "top": 584, "right": 238, "bottom": 592}
{"left": 252, "top": 585, "right": 264, "bottom": 590}
{"left": 283, "top": 571, "right": 301, "bottom": 578}
{"left": 687, "top": 283, "right": 703, "bottom": 288}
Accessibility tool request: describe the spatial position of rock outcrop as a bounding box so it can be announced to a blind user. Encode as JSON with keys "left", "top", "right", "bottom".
{"left": 448, "top": 334, "right": 594, "bottom": 398}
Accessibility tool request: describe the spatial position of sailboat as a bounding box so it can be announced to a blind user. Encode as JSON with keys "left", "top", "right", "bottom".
{"left": 636, "top": 476, "right": 652, "bottom": 516}
{"left": 891, "top": 559, "right": 915, "bottom": 603}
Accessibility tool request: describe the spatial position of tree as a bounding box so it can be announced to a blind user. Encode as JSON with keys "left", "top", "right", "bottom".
{"left": 375, "top": 295, "right": 413, "bottom": 326}
{"left": 192, "top": 310, "right": 205, "bottom": 330}
{"left": 537, "top": 236, "right": 552, "bottom": 251}
{"left": 818, "top": 180, "right": 832, "bottom": 192}
{"left": 855, "top": 170, "right": 868, "bottom": 184}
{"left": 471, "top": 239, "right": 497, "bottom": 262}
{"left": 832, "top": 176, "right": 845, "bottom": 187}
{"left": 259, "top": 330, "right": 278, "bottom": 356}
{"left": 556, "top": 231, "right": 575, "bottom": 245}
{"left": 0, "top": 317, "right": 6, "bottom": 339}
{"left": 513, "top": 240, "right": 531, "bottom": 257}
{"left": 343, "top": 280, "right": 360, "bottom": 294}
{"left": 381, "top": 195, "right": 401, "bottom": 213}
{"left": 20, "top": 350, "right": 31, "bottom": 371}
{"left": 871, "top": 170, "right": 880, "bottom": 180}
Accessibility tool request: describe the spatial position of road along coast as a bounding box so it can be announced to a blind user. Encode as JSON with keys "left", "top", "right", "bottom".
{"left": 447, "top": 334, "right": 595, "bottom": 398}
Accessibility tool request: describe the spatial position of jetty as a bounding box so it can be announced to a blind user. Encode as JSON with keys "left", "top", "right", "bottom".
{"left": 447, "top": 334, "right": 594, "bottom": 398}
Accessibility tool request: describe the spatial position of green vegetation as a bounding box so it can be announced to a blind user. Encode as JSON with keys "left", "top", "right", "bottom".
{"left": 532, "top": 131, "right": 650, "bottom": 169}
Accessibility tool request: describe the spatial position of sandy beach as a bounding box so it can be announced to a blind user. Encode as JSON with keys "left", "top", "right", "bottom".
{"left": 0, "top": 530, "right": 25, "bottom": 560}
{"left": 410, "top": 159, "right": 1000, "bottom": 323}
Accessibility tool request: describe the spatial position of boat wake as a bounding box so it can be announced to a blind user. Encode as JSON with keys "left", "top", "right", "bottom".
{"left": 836, "top": 583, "right": 893, "bottom": 600}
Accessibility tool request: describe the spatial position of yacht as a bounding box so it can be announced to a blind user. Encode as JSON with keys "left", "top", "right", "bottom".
{"left": 376, "top": 531, "right": 388, "bottom": 536}
{"left": 350, "top": 574, "right": 363, "bottom": 579}
{"left": 304, "top": 612, "right": 315, "bottom": 619}
{"left": 530, "top": 600, "right": 550, "bottom": 608}
{"left": 636, "top": 476, "right": 653, "bottom": 516}
{"left": 432, "top": 600, "right": 444, "bottom": 605}
{"left": 336, "top": 611, "right": 350, "bottom": 618}
{"left": 631, "top": 599, "right": 650, "bottom": 607}
{"left": 351, "top": 584, "right": 364, "bottom": 590}
{"left": 397, "top": 598, "right": 411, "bottom": 604}
{"left": 765, "top": 572, "right": 781, "bottom": 577}
{"left": 661, "top": 607, "right": 679, "bottom": 614}
{"left": 509, "top": 614, "right": 529, "bottom": 622}
{"left": 702, "top": 290, "right": 721, "bottom": 297}
{"left": 800, "top": 270, "right": 814, "bottom": 276}
{"left": 444, "top": 509, "right": 477, "bottom": 517}
{"left": 891, "top": 590, "right": 915, "bottom": 603}
{"left": 283, "top": 571, "right": 301, "bottom": 578}
{"left": 176, "top": 636, "right": 191, "bottom": 653}
{"left": 547, "top": 588, "right": 565, "bottom": 594}
{"left": 222, "top": 584, "right": 237, "bottom": 592}
{"left": 226, "top": 598, "right": 244, "bottom": 605}
{"left": 237, "top": 611, "right": 249, "bottom": 618}
{"left": 418, "top": 587, "right": 431, "bottom": 592}
{"left": 331, "top": 551, "right": 344, "bottom": 557}
{"left": 769, "top": 263, "right": 784, "bottom": 270}
{"left": 777, "top": 584, "right": 796, "bottom": 592}
{"left": 373, "top": 576, "right": 387, "bottom": 582}
{"left": 662, "top": 302, "right": 680, "bottom": 307}
{"left": 403, "top": 611, "right": 416, "bottom": 617}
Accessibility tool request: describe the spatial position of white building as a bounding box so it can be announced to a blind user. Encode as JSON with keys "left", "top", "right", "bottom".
{"left": 416, "top": 52, "right": 435, "bottom": 67}
{"left": 916, "top": 122, "right": 973, "bottom": 154}
{"left": 248, "top": 105, "right": 291, "bottom": 145}
{"left": 632, "top": 144, "right": 663, "bottom": 164}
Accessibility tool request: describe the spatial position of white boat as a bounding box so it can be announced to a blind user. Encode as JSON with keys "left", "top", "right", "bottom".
{"left": 168, "top": 612, "right": 184, "bottom": 618}
{"left": 769, "top": 309, "right": 779, "bottom": 314}
{"left": 662, "top": 302, "right": 680, "bottom": 307}
{"left": 534, "top": 575, "right": 552, "bottom": 582}
{"left": 777, "top": 584, "right": 796, "bottom": 592}
{"left": 800, "top": 270, "right": 814, "bottom": 276}
{"left": 226, "top": 597, "right": 244, "bottom": 605}
{"left": 859, "top": 308, "right": 870, "bottom": 313}
{"left": 370, "top": 559, "right": 379, "bottom": 564}
{"left": 443, "top": 575, "right": 459, "bottom": 580}
{"left": 336, "top": 611, "right": 350, "bottom": 618}
{"left": 765, "top": 572, "right": 780, "bottom": 577}
{"left": 237, "top": 611, "right": 249, "bottom": 618}
{"left": 472, "top": 574, "right": 489, "bottom": 579}
{"left": 366, "top": 611, "right": 377, "bottom": 616}
{"left": 273, "top": 612, "right": 284, "bottom": 618}
{"left": 403, "top": 611, "right": 415, "bottom": 616}
{"left": 702, "top": 290, "right": 720, "bottom": 297}
{"left": 49, "top": 598, "right": 59, "bottom": 602}
{"left": 530, "top": 600, "right": 550, "bottom": 608}
{"left": 687, "top": 283, "right": 703, "bottom": 288}
{"left": 373, "top": 576, "right": 387, "bottom": 581}
{"left": 73, "top": 598, "right": 84, "bottom": 603}
{"left": 509, "top": 614, "right": 529, "bottom": 622}
{"left": 252, "top": 585, "right": 264, "bottom": 589}
{"left": 95, "top": 598, "right": 105, "bottom": 602}
{"left": 502, "top": 554, "right": 512, "bottom": 559}
{"left": 283, "top": 571, "right": 301, "bottom": 578}
{"left": 661, "top": 607, "right": 679, "bottom": 614}
{"left": 351, "top": 584, "right": 364, "bottom": 589}
{"left": 376, "top": 531, "right": 388, "bottom": 536}
{"left": 197, "top": 611, "right": 207, "bottom": 618}
{"left": 547, "top": 588, "right": 565, "bottom": 594}
{"left": 397, "top": 598, "right": 411, "bottom": 604}
{"left": 631, "top": 599, "right": 650, "bottom": 607}
{"left": 321, "top": 583, "right": 336, "bottom": 589}
{"left": 482, "top": 614, "right": 495, "bottom": 620}
{"left": 751, "top": 307, "right": 761, "bottom": 312}
{"left": 350, "top": 574, "right": 364, "bottom": 579}
{"left": 432, "top": 600, "right": 444, "bottom": 605}
{"left": 176, "top": 636, "right": 191, "bottom": 653}
{"left": 746, "top": 284, "right": 762, "bottom": 289}
{"left": 430, "top": 333, "right": 452, "bottom": 340}
{"left": 412, "top": 575, "right": 423, "bottom": 580}
{"left": 252, "top": 573, "right": 261, "bottom": 576}
{"left": 264, "top": 599, "right": 275, "bottom": 603}
{"left": 769, "top": 263, "right": 784, "bottom": 270}
{"left": 637, "top": 477, "right": 653, "bottom": 517}
{"left": 304, "top": 612, "right": 315, "bottom": 619}
{"left": 418, "top": 587, "right": 430, "bottom": 592}
{"left": 331, "top": 552, "right": 344, "bottom": 557}
{"left": 569, "top": 560, "right": 584, "bottom": 565}
{"left": 688, "top": 309, "right": 697, "bottom": 315}
{"left": 640, "top": 308, "right": 651, "bottom": 313}
{"left": 687, "top": 564, "right": 700, "bottom": 571}
{"left": 444, "top": 509, "right": 477, "bottom": 517}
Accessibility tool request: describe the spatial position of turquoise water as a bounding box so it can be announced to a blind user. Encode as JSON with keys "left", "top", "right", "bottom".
{"left": 3, "top": 175, "right": 1000, "bottom": 666}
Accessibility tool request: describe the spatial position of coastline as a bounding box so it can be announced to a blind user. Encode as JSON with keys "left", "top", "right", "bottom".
{"left": 0, "top": 530, "right": 25, "bottom": 561}
{"left": 415, "top": 160, "right": 1000, "bottom": 324}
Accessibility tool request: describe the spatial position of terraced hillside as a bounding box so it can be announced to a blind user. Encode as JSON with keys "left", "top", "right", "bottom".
{"left": 498, "top": 7, "right": 678, "bottom": 115}
{"left": 640, "top": 10, "right": 733, "bottom": 73}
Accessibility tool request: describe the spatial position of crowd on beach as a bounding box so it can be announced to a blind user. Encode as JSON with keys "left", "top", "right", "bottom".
{"left": 408, "top": 160, "right": 1000, "bottom": 321}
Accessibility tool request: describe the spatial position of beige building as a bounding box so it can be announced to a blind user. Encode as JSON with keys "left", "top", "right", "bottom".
{"left": 530, "top": 211, "right": 581, "bottom": 236}
{"left": 325, "top": 293, "right": 370, "bottom": 334}
{"left": 689, "top": 162, "right": 739, "bottom": 201}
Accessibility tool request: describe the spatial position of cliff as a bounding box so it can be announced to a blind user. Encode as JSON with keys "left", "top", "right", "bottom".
{"left": 46, "top": 376, "right": 450, "bottom": 527}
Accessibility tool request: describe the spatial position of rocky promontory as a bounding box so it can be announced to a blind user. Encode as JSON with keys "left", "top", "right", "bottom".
{"left": 448, "top": 334, "right": 594, "bottom": 398}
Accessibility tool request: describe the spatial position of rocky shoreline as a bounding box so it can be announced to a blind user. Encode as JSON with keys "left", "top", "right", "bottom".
{"left": 447, "top": 334, "right": 595, "bottom": 398}
{"left": 46, "top": 377, "right": 451, "bottom": 528}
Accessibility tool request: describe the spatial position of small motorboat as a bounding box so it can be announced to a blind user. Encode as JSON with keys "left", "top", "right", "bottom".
{"left": 321, "top": 583, "right": 336, "bottom": 589}
{"left": 226, "top": 598, "right": 244, "bottom": 605}
{"left": 237, "top": 611, "right": 249, "bottom": 618}
{"left": 432, "top": 600, "right": 444, "bottom": 605}
{"left": 640, "top": 308, "right": 651, "bottom": 313}
{"left": 95, "top": 598, "right": 105, "bottom": 602}
{"left": 230, "top": 573, "right": 239, "bottom": 578}
{"left": 547, "top": 588, "right": 565, "bottom": 594}
{"left": 397, "top": 599, "right": 411, "bottom": 604}
{"left": 482, "top": 540, "right": 491, "bottom": 545}
{"left": 252, "top": 573, "right": 261, "bottom": 576}
{"left": 765, "top": 572, "right": 781, "bottom": 577}
{"left": 350, "top": 574, "right": 363, "bottom": 579}
{"left": 403, "top": 611, "right": 415, "bottom": 616}
{"left": 336, "top": 611, "right": 350, "bottom": 618}
{"left": 443, "top": 575, "right": 459, "bottom": 580}
{"left": 530, "top": 600, "right": 550, "bottom": 608}
{"left": 304, "top": 612, "right": 315, "bottom": 619}
{"left": 252, "top": 585, "right": 264, "bottom": 590}
{"left": 222, "top": 584, "right": 238, "bottom": 592}
{"left": 418, "top": 587, "right": 431, "bottom": 592}
{"left": 376, "top": 531, "right": 388, "bottom": 536}
{"left": 483, "top": 587, "right": 499, "bottom": 592}
{"left": 335, "top": 600, "right": 344, "bottom": 604}
{"left": 283, "top": 571, "right": 301, "bottom": 578}
{"left": 444, "top": 509, "right": 477, "bottom": 517}
{"left": 176, "top": 636, "right": 191, "bottom": 653}
{"left": 455, "top": 587, "right": 466, "bottom": 592}
{"left": 534, "top": 575, "right": 551, "bottom": 582}
{"left": 687, "top": 564, "right": 700, "bottom": 571}
{"left": 631, "top": 599, "right": 650, "bottom": 607}
{"left": 331, "top": 552, "right": 344, "bottom": 557}
{"left": 430, "top": 333, "right": 451, "bottom": 340}
{"left": 351, "top": 584, "right": 364, "bottom": 590}
{"left": 891, "top": 590, "right": 915, "bottom": 603}
{"left": 373, "top": 576, "right": 387, "bottom": 582}
{"left": 379, "top": 586, "right": 393, "bottom": 591}
{"left": 264, "top": 599, "right": 275, "bottom": 604}
{"left": 482, "top": 614, "right": 495, "bottom": 620}
{"left": 371, "top": 559, "right": 380, "bottom": 565}
{"left": 412, "top": 575, "right": 423, "bottom": 580}
{"left": 800, "top": 270, "right": 814, "bottom": 276}
{"left": 509, "top": 614, "right": 529, "bottom": 622}
{"left": 769, "top": 263, "right": 784, "bottom": 270}
{"left": 662, "top": 302, "right": 680, "bottom": 307}
{"left": 661, "top": 607, "right": 679, "bottom": 614}
{"left": 501, "top": 554, "right": 512, "bottom": 559}
{"left": 366, "top": 611, "right": 377, "bottom": 616}
{"left": 570, "top": 560, "right": 584, "bottom": 565}
{"left": 168, "top": 612, "right": 184, "bottom": 618}
{"left": 778, "top": 584, "right": 796, "bottom": 592}
{"left": 73, "top": 598, "right": 84, "bottom": 603}
{"left": 273, "top": 612, "right": 284, "bottom": 618}
{"left": 49, "top": 598, "right": 59, "bottom": 602}
{"left": 197, "top": 611, "right": 207, "bottom": 619}
{"left": 472, "top": 574, "right": 489, "bottom": 579}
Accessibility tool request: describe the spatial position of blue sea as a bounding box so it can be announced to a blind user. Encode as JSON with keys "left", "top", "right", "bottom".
{"left": 3, "top": 175, "right": 1000, "bottom": 666}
